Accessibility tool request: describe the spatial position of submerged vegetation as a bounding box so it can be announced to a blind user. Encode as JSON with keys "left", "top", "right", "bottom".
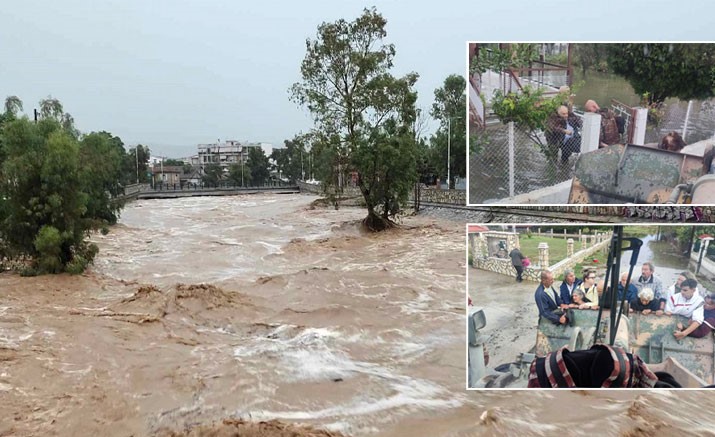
{"left": 0, "top": 96, "right": 148, "bottom": 274}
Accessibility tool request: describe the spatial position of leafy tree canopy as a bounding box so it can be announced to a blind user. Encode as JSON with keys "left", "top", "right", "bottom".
{"left": 430, "top": 74, "right": 466, "bottom": 187}
{"left": 291, "top": 8, "right": 419, "bottom": 231}
{"left": 607, "top": 43, "right": 715, "bottom": 103}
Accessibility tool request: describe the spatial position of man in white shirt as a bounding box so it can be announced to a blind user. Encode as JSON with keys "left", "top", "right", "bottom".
{"left": 665, "top": 279, "right": 705, "bottom": 340}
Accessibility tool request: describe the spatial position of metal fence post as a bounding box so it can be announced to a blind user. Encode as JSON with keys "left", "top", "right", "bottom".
{"left": 582, "top": 113, "right": 601, "bottom": 152}
{"left": 682, "top": 100, "right": 693, "bottom": 141}
{"left": 508, "top": 121, "right": 515, "bottom": 197}
{"left": 632, "top": 108, "right": 648, "bottom": 145}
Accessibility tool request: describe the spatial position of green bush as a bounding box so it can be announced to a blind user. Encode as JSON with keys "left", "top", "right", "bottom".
{"left": 34, "top": 225, "right": 63, "bottom": 274}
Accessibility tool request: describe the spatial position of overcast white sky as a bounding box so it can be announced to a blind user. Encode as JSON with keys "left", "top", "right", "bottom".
{"left": 1, "top": 0, "right": 711, "bottom": 157}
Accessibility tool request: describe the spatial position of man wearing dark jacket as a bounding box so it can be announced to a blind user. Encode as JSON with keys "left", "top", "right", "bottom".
{"left": 535, "top": 270, "right": 568, "bottom": 325}
{"left": 509, "top": 247, "right": 526, "bottom": 282}
{"left": 559, "top": 268, "right": 582, "bottom": 305}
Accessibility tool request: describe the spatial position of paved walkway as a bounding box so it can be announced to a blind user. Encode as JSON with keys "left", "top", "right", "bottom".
{"left": 468, "top": 267, "right": 541, "bottom": 367}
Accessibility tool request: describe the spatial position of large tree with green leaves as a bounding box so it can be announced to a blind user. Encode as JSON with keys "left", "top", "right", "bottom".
{"left": 430, "top": 74, "right": 466, "bottom": 188}
{"left": 607, "top": 43, "right": 715, "bottom": 104}
{"left": 202, "top": 163, "right": 223, "bottom": 186}
{"left": 245, "top": 147, "right": 270, "bottom": 186}
{"left": 0, "top": 118, "right": 97, "bottom": 273}
{"left": 272, "top": 134, "right": 309, "bottom": 183}
{"left": 123, "top": 144, "right": 151, "bottom": 184}
{"left": 291, "top": 8, "right": 419, "bottom": 231}
{"left": 79, "top": 131, "right": 126, "bottom": 224}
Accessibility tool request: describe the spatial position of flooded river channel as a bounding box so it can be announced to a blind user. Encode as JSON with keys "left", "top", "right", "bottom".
{"left": 2, "top": 195, "right": 715, "bottom": 436}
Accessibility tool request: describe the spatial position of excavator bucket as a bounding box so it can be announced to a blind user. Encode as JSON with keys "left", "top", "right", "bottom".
{"left": 568, "top": 144, "right": 704, "bottom": 204}
{"left": 629, "top": 312, "right": 715, "bottom": 385}
{"left": 534, "top": 308, "right": 630, "bottom": 356}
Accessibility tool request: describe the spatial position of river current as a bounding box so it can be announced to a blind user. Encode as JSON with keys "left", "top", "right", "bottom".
{"left": 2, "top": 194, "right": 715, "bottom": 436}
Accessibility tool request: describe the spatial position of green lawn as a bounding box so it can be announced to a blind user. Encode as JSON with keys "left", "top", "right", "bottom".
{"left": 519, "top": 236, "right": 608, "bottom": 280}
{"left": 518, "top": 236, "right": 569, "bottom": 265}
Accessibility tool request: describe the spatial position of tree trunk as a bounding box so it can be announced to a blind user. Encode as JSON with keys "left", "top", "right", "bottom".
{"left": 359, "top": 187, "right": 394, "bottom": 232}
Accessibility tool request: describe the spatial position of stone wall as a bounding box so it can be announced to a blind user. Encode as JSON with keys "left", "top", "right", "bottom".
{"left": 505, "top": 205, "right": 713, "bottom": 222}
{"left": 296, "top": 181, "right": 361, "bottom": 197}
{"left": 413, "top": 188, "right": 466, "bottom": 205}
{"left": 470, "top": 231, "right": 613, "bottom": 283}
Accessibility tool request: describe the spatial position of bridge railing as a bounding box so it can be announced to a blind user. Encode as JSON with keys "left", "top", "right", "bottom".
{"left": 146, "top": 180, "right": 297, "bottom": 192}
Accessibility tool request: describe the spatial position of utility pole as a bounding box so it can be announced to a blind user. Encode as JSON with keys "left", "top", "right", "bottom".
{"left": 135, "top": 146, "right": 139, "bottom": 184}
{"left": 447, "top": 118, "right": 451, "bottom": 189}
{"left": 446, "top": 116, "right": 462, "bottom": 190}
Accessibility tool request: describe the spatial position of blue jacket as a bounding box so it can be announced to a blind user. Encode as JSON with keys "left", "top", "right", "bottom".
{"left": 559, "top": 279, "right": 583, "bottom": 305}
{"left": 617, "top": 283, "right": 638, "bottom": 303}
{"left": 535, "top": 283, "right": 564, "bottom": 324}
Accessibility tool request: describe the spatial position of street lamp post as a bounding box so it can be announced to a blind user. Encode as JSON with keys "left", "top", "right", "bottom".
{"left": 447, "top": 116, "right": 460, "bottom": 190}
{"left": 447, "top": 118, "right": 451, "bottom": 189}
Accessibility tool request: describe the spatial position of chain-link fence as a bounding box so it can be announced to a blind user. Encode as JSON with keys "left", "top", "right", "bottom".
{"left": 469, "top": 120, "right": 576, "bottom": 204}
{"left": 644, "top": 99, "right": 715, "bottom": 145}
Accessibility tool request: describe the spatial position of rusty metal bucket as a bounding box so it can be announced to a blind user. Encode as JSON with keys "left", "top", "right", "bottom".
{"left": 534, "top": 308, "right": 630, "bottom": 356}
{"left": 568, "top": 144, "right": 704, "bottom": 204}
{"left": 630, "top": 312, "right": 715, "bottom": 385}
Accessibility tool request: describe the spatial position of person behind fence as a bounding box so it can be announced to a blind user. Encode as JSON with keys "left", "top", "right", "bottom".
{"left": 635, "top": 262, "right": 665, "bottom": 308}
{"left": 629, "top": 287, "right": 662, "bottom": 315}
{"left": 535, "top": 270, "right": 569, "bottom": 325}
{"left": 658, "top": 131, "right": 686, "bottom": 152}
{"left": 584, "top": 99, "right": 622, "bottom": 148}
{"left": 559, "top": 268, "right": 582, "bottom": 305}
{"left": 546, "top": 105, "right": 583, "bottom": 163}
{"left": 574, "top": 269, "right": 599, "bottom": 309}
{"left": 666, "top": 279, "right": 705, "bottom": 339}
{"left": 509, "top": 246, "right": 526, "bottom": 282}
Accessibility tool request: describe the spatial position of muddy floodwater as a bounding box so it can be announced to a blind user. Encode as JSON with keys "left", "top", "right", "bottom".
{"left": 2, "top": 194, "right": 715, "bottom": 436}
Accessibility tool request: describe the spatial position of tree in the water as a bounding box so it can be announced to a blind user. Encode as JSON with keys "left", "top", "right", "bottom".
{"left": 606, "top": 43, "right": 715, "bottom": 104}
{"left": 0, "top": 117, "right": 99, "bottom": 274}
{"left": 79, "top": 131, "right": 127, "bottom": 225}
{"left": 291, "top": 8, "right": 419, "bottom": 231}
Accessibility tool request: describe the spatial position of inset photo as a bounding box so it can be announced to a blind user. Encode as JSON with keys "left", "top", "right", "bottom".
{"left": 467, "top": 224, "right": 715, "bottom": 388}
{"left": 467, "top": 43, "right": 715, "bottom": 205}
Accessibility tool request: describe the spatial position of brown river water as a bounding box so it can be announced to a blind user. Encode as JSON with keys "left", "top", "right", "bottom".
{"left": 2, "top": 194, "right": 715, "bottom": 436}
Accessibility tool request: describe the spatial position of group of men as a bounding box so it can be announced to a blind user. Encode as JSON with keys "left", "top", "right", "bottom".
{"left": 546, "top": 98, "right": 624, "bottom": 164}
{"left": 534, "top": 261, "right": 715, "bottom": 340}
